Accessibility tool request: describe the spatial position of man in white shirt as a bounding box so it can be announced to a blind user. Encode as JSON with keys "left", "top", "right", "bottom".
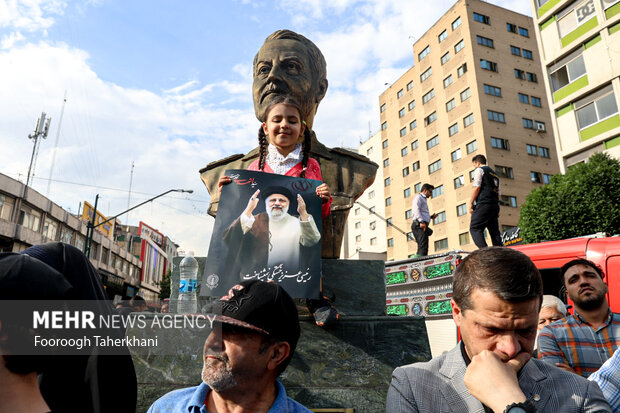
{"left": 223, "top": 186, "right": 321, "bottom": 279}
{"left": 411, "top": 183, "right": 437, "bottom": 257}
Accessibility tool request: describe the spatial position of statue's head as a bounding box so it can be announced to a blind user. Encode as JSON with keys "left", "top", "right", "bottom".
{"left": 253, "top": 30, "right": 328, "bottom": 130}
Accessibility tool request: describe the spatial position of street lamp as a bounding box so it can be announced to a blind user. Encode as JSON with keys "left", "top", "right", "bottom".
{"left": 84, "top": 188, "right": 193, "bottom": 258}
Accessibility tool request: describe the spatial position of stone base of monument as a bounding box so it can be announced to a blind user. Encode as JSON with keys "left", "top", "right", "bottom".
{"left": 136, "top": 259, "right": 431, "bottom": 413}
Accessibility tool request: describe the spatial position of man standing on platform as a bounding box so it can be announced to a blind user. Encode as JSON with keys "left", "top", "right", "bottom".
{"left": 468, "top": 154, "right": 503, "bottom": 248}
{"left": 411, "top": 184, "right": 437, "bottom": 257}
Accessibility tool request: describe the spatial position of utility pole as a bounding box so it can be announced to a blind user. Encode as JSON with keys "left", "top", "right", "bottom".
{"left": 26, "top": 112, "right": 51, "bottom": 188}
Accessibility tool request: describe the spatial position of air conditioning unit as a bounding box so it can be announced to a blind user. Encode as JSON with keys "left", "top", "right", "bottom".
{"left": 536, "top": 123, "right": 546, "bottom": 132}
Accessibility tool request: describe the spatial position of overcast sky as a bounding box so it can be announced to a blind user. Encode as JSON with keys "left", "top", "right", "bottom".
{"left": 0, "top": 0, "right": 532, "bottom": 255}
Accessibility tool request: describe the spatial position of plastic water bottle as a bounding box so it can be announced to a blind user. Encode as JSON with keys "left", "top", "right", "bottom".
{"left": 177, "top": 251, "right": 198, "bottom": 314}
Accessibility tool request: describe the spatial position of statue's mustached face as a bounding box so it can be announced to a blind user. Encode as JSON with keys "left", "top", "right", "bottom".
{"left": 252, "top": 39, "right": 316, "bottom": 124}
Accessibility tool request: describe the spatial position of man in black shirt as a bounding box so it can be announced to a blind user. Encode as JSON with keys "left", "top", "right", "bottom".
{"left": 468, "top": 154, "right": 503, "bottom": 248}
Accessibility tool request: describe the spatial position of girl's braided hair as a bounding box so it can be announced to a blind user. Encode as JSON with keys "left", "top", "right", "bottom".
{"left": 257, "top": 95, "right": 312, "bottom": 178}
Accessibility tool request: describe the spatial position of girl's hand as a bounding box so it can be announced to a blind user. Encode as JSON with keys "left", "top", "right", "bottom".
{"left": 218, "top": 176, "right": 232, "bottom": 194}
{"left": 316, "top": 183, "right": 331, "bottom": 202}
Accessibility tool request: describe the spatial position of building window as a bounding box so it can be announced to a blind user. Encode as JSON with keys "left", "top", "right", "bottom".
{"left": 463, "top": 113, "right": 475, "bottom": 127}
{"left": 461, "top": 88, "right": 471, "bottom": 101}
{"left": 424, "top": 111, "right": 437, "bottom": 126}
{"left": 0, "top": 194, "right": 14, "bottom": 221}
{"left": 484, "top": 84, "right": 502, "bottom": 97}
{"left": 432, "top": 185, "right": 444, "bottom": 198}
{"left": 550, "top": 54, "right": 586, "bottom": 92}
{"left": 522, "top": 118, "right": 534, "bottom": 129}
{"left": 414, "top": 182, "right": 422, "bottom": 193}
{"left": 500, "top": 195, "right": 517, "bottom": 207}
{"left": 488, "top": 110, "right": 505, "bottom": 123}
{"left": 383, "top": 139, "right": 389, "bottom": 148}
{"left": 519, "top": 27, "right": 529, "bottom": 37}
{"left": 60, "top": 226, "right": 74, "bottom": 245}
{"left": 449, "top": 123, "right": 459, "bottom": 136}
{"left": 356, "top": 235, "right": 361, "bottom": 243}
{"left": 407, "top": 80, "right": 414, "bottom": 91}
{"left": 455, "top": 39, "right": 465, "bottom": 53}
{"left": 466, "top": 140, "right": 477, "bottom": 153}
{"left": 386, "top": 197, "right": 392, "bottom": 206}
{"left": 518, "top": 93, "right": 530, "bottom": 104}
{"left": 435, "top": 238, "right": 449, "bottom": 251}
{"left": 496, "top": 165, "right": 514, "bottom": 179}
{"left": 400, "top": 127, "right": 407, "bottom": 137}
{"left": 477, "top": 35, "right": 494, "bottom": 48}
{"left": 526, "top": 144, "right": 538, "bottom": 155}
{"left": 42, "top": 217, "right": 58, "bottom": 240}
{"left": 384, "top": 177, "right": 391, "bottom": 186}
{"left": 429, "top": 159, "right": 442, "bottom": 174}
{"left": 19, "top": 205, "right": 41, "bottom": 231}
{"left": 418, "top": 45, "right": 430, "bottom": 61}
{"left": 369, "top": 237, "right": 376, "bottom": 245}
{"left": 381, "top": 121, "right": 387, "bottom": 131}
{"left": 399, "top": 107, "right": 406, "bottom": 117}
{"left": 355, "top": 207, "right": 360, "bottom": 215}
{"left": 366, "top": 146, "right": 373, "bottom": 156}
{"left": 405, "top": 209, "right": 413, "bottom": 219}
{"left": 452, "top": 16, "right": 462, "bottom": 30}
{"left": 539, "top": 147, "right": 550, "bottom": 158}
{"left": 469, "top": 170, "right": 476, "bottom": 181}
{"left": 558, "top": 1, "right": 596, "bottom": 38}
{"left": 507, "top": 23, "right": 517, "bottom": 33}
{"left": 420, "top": 66, "right": 432, "bottom": 82}
{"left": 444, "top": 75, "right": 453, "bottom": 88}
{"left": 457, "top": 203, "right": 468, "bottom": 216}
{"left": 510, "top": 45, "right": 521, "bottom": 56}
{"left": 368, "top": 190, "right": 375, "bottom": 199}
{"left": 491, "top": 137, "right": 510, "bottom": 150}
{"left": 433, "top": 211, "right": 447, "bottom": 224}
{"left": 459, "top": 232, "right": 470, "bottom": 245}
{"left": 441, "top": 52, "right": 450, "bottom": 65}
{"left": 473, "top": 12, "right": 490, "bottom": 24}
{"left": 451, "top": 147, "right": 462, "bottom": 161}
{"left": 397, "top": 89, "right": 404, "bottom": 98}
{"left": 454, "top": 175, "right": 465, "bottom": 188}
{"left": 480, "top": 59, "right": 498, "bottom": 72}
{"left": 514, "top": 69, "right": 525, "bottom": 80}
{"left": 523, "top": 49, "right": 533, "bottom": 59}
{"left": 438, "top": 29, "right": 448, "bottom": 42}
{"left": 380, "top": 103, "right": 386, "bottom": 112}
{"left": 412, "top": 161, "right": 420, "bottom": 171}
{"left": 531, "top": 96, "right": 542, "bottom": 107}
{"left": 401, "top": 147, "right": 408, "bottom": 156}
{"left": 576, "top": 89, "right": 619, "bottom": 130}
{"left": 383, "top": 158, "right": 390, "bottom": 167}
{"left": 527, "top": 72, "right": 537, "bottom": 83}
{"left": 457, "top": 63, "right": 467, "bottom": 77}
{"left": 404, "top": 187, "right": 411, "bottom": 198}
{"left": 407, "top": 232, "right": 414, "bottom": 241}
{"left": 531, "top": 171, "right": 543, "bottom": 183}
{"left": 355, "top": 221, "right": 361, "bottom": 229}
{"left": 446, "top": 99, "right": 456, "bottom": 112}
{"left": 411, "top": 140, "right": 418, "bottom": 150}
{"left": 543, "top": 173, "right": 552, "bottom": 184}
{"left": 426, "top": 135, "right": 439, "bottom": 149}
{"left": 408, "top": 100, "right": 416, "bottom": 110}
{"left": 423, "top": 89, "right": 435, "bottom": 104}
{"left": 402, "top": 166, "right": 410, "bottom": 177}
{"left": 387, "top": 238, "right": 394, "bottom": 248}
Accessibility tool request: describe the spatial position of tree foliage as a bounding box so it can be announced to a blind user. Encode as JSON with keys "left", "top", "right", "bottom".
{"left": 519, "top": 153, "right": 620, "bottom": 243}
{"left": 157, "top": 269, "right": 172, "bottom": 300}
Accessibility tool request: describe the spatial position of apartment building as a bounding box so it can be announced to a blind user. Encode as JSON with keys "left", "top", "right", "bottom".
{"left": 341, "top": 132, "right": 387, "bottom": 260}
{"left": 531, "top": 0, "right": 620, "bottom": 171}
{"left": 379, "top": 0, "right": 560, "bottom": 261}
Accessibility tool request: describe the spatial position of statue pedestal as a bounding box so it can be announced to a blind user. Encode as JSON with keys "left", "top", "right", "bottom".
{"left": 136, "top": 259, "right": 431, "bottom": 413}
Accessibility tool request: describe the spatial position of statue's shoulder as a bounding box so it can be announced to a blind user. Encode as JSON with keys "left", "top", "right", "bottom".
{"left": 199, "top": 149, "right": 260, "bottom": 173}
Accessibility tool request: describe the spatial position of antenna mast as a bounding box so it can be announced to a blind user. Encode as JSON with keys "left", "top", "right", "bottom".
{"left": 26, "top": 112, "right": 51, "bottom": 188}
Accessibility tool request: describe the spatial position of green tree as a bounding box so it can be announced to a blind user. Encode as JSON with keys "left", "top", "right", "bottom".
{"left": 519, "top": 153, "right": 620, "bottom": 243}
{"left": 157, "top": 269, "right": 172, "bottom": 300}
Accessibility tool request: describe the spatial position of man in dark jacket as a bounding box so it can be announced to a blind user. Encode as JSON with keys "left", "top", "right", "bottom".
{"left": 468, "top": 154, "right": 503, "bottom": 248}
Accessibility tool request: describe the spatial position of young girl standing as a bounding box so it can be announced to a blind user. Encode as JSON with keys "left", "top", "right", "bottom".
{"left": 218, "top": 95, "right": 338, "bottom": 326}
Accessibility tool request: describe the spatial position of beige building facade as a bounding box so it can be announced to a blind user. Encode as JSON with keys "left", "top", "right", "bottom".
{"left": 531, "top": 0, "right": 620, "bottom": 172}
{"left": 341, "top": 132, "right": 388, "bottom": 260}
{"left": 379, "top": 0, "right": 560, "bottom": 261}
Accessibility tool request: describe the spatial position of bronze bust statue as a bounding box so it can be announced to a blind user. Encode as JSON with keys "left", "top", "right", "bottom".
{"left": 200, "top": 30, "right": 377, "bottom": 258}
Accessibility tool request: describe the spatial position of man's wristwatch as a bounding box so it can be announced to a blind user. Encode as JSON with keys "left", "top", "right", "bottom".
{"left": 504, "top": 400, "right": 536, "bottom": 413}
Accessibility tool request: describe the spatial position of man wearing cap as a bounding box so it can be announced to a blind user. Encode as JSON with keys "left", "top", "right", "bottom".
{"left": 222, "top": 186, "right": 321, "bottom": 279}
{"left": 148, "top": 280, "right": 312, "bottom": 413}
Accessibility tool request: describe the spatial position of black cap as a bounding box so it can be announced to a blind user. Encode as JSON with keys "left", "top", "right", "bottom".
{"left": 0, "top": 253, "right": 72, "bottom": 300}
{"left": 260, "top": 186, "right": 293, "bottom": 203}
{"left": 207, "top": 280, "right": 300, "bottom": 353}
